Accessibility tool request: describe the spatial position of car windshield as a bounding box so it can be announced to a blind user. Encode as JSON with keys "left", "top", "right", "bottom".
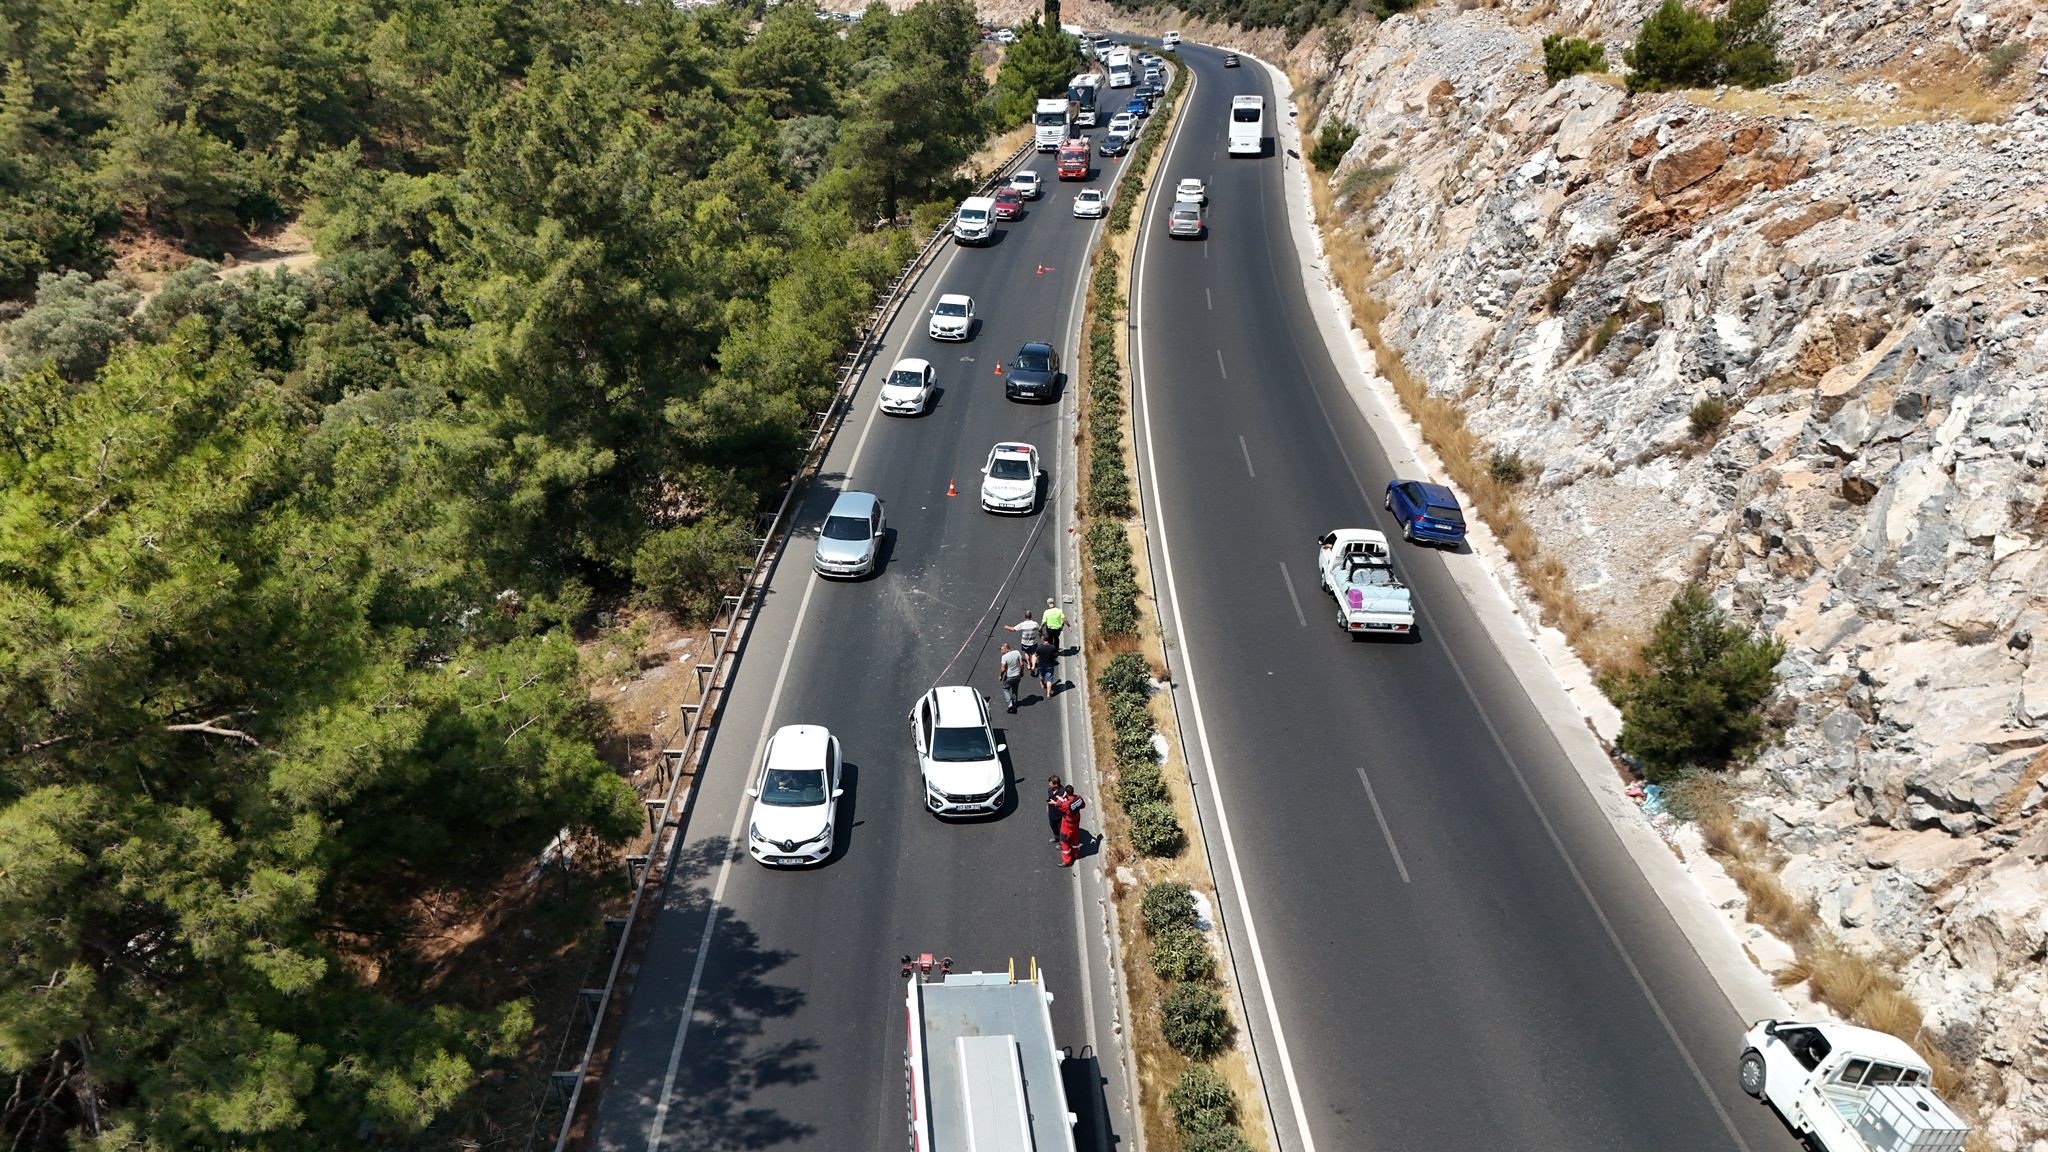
{"left": 960, "top": 208, "right": 987, "bottom": 221}
{"left": 887, "top": 369, "right": 924, "bottom": 388}
{"left": 1424, "top": 504, "right": 1464, "bottom": 523}
{"left": 1079, "top": 192, "right": 1101, "bottom": 202}
{"left": 935, "top": 301, "right": 966, "bottom": 317}
{"left": 758, "top": 767, "right": 825, "bottom": 806}
{"left": 1034, "top": 111, "right": 1065, "bottom": 125}
{"left": 821, "top": 514, "right": 870, "bottom": 541}
{"left": 1016, "top": 350, "right": 1051, "bottom": 372}
{"left": 931, "top": 724, "right": 995, "bottom": 762}
{"left": 989, "top": 456, "right": 1033, "bottom": 480}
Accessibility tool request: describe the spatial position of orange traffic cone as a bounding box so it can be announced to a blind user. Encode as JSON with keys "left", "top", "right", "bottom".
{"left": 947, "top": 480, "right": 958, "bottom": 497}
{"left": 994, "top": 361, "right": 1004, "bottom": 376}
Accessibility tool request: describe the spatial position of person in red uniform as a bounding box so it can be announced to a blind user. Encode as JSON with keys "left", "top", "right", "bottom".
{"left": 1055, "top": 785, "right": 1087, "bottom": 866}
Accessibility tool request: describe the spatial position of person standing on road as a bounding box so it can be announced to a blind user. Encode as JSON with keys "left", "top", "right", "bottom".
{"left": 1041, "top": 598, "right": 1066, "bottom": 653}
{"left": 1055, "top": 784, "right": 1088, "bottom": 866}
{"left": 1046, "top": 775, "right": 1065, "bottom": 841}
{"left": 998, "top": 644, "right": 1024, "bottom": 713}
{"left": 1034, "top": 636, "right": 1059, "bottom": 699}
{"left": 1005, "top": 615, "right": 1041, "bottom": 656}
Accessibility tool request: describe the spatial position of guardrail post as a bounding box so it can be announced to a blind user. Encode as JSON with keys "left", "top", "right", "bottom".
{"left": 605, "top": 917, "right": 628, "bottom": 948}
{"left": 644, "top": 799, "right": 664, "bottom": 836}
{"left": 549, "top": 1070, "right": 580, "bottom": 1104}
{"left": 694, "top": 664, "right": 713, "bottom": 695}
{"left": 577, "top": 988, "right": 605, "bottom": 1028}
{"left": 625, "top": 854, "right": 649, "bottom": 888}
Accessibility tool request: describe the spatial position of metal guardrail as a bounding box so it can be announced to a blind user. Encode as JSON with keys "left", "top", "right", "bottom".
{"left": 537, "top": 136, "right": 1038, "bottom": 1152}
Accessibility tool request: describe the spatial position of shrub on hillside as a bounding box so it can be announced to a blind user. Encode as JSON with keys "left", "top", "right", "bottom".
{"left": 1541, "top": 35, "right": 1609, "bottom": 85}
{"left": 1688, "top": 396, "right": 1731, "bottom": 439}
{"left": 1168, "top": 1063, "right": 1237, "bottom": 1134}
{"left": 1308, "top": 121, "right": 1358, "bottom": 172}
{"left": 1141, "top": 880, "right": 1197, "bottom": 934}
{"left": 1160, "top": 984, "right": 1231, "bottom": 1058}
{"left": 1129, "top": 801, "right": 1186, "bottom": 857}
{"left": 633, "top": 515, "right": 756, "bottom": 625}
{"left": 1149, "top": 925, "right": 1216, "bottom": 982}
{"left": 1625, "top": 0, "right": 1785, "bottom": 93}
{"left": 2, "top": 270, "right": 139, "bottom": 382}
{"left": 1600, "top": 583, "right": 1785, "bottom": 781}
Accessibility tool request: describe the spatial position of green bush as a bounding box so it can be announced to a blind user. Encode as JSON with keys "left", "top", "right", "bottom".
{"left": 1182, "top": 1130, "right": 1255, "bottom": 1152}
{"left": 1486, "top": 449, "right": 1528, "bottom": 486}
{"left": 1115, "top": 763, "right": 1169, "bottom": 809}
{"left": 1111, "top": 721, "right": 1158, "bottom": 769}
{"left": 1542, "top": 35, "right": 1609, "bottom": 85}
{"left": 1600, "top": 583, "right": 1785, "bottom": 781}
{"left": 1087, "top": 522, "right": 1141, "bottom": 636}
{"left": 1140, "top": 881, "right": 1197, "bottom": 934}
{"left": 1088, "top": 437, "right": 1134, "bottom": 517}
{"left": 1128, "top": 801, "right": 1186, "bottom": 858}
{"left": 1688, "top": 396, "right": 1730, "bottom": 439}
{"left": 1107, "top": 691, "right": 1151, "bottom": 734}
{"left": 1625, "top": 0, "right": 1784, "bottom": 93}
{"left": 1983, "top": 41, "right": 2027, "bottom": 82}
{"left": 1159, "top": 984, "right": 1230, "bottom": 1058}
{"left": 1308, "top": 121, "right": 1358, "bottom": 172}
{"left": 632, "top": 514, "right": 757, "bottom": 625}
{"left": 1168, "top": 1063, "right": 1236, "bottom": 1134}
{"left": 1098, "top": 651, "right": 1152, "bottom": 698}
{"left": 2, "top": 270, "right": 140, "bottom": 382}
{"left": 1149, "top": 925, "right": 1216, "bottom": 982}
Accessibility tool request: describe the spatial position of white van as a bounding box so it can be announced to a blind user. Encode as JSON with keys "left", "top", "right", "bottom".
{"left": 953, "top": 195, "right": 996, "bottom": 245}
{"left": 1162, "top": 31, "right": 1180, "bottom": 47}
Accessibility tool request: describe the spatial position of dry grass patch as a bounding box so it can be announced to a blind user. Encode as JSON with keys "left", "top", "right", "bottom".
{"left": 964, "top": 122, "right": 1035, "bottom": 184}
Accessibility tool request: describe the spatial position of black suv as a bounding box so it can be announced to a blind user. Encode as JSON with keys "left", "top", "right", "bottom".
{"left": 1005, "top": 342, "right": 1060, "bottom": 402}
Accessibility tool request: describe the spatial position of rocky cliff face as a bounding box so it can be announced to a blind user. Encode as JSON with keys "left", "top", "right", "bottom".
{"left": 1310, "top": 2, "right": 2048, "bottom": 1143}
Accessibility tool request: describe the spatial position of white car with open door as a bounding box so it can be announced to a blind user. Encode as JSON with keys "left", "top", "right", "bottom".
{"left": 745, "top": 724, "right": 844, "bottom": 866}
{"left": 979, "top": 441, "right": 1041, "bottom": 514}
{"left": 878, "top": 357, "right": 936, "bottom": 415}
{"left": 927, "top": 294, "right": 974, "bottom": 341}
{"left": 910, "top": 686, "right": 1006, "bottom": 816}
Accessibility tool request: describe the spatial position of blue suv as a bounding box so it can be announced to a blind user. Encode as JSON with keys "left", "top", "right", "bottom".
{"left": 1385, "top": 479, "right": 1467, "bottom": 547}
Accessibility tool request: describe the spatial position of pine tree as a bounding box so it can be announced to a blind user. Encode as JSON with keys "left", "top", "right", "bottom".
{"left": 1602, "top": 584, "right": 1786, "bottom": 780}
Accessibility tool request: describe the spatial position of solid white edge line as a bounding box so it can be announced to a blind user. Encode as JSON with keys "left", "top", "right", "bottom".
{"left": 1130, "top": 55, "right": 1321, "bottom": 1152}
{"left": 642, "top": 233, "right": 975, "bottom": 1152}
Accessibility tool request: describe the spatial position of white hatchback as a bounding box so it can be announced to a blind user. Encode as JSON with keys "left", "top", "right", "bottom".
{"left": 911, "top": 686, "right": 1006, "bottom": 816}
{"left": 980, "top": 441, "right": 1041, "bottom": 514}
{"left": 1072, "top": 189, "right": 1106, "bottom": 218}
{"left": 746, "top": 725, "right": 844, "bottom": 865}
{"left": 1010, "top": 170, "right": 1042, "bottom": 199}
{"left": 878, "top": 357, "right": 935, "bottom": 415}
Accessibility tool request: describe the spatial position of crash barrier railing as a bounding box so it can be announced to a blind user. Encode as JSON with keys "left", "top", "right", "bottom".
{"left": 535, "top": 137, "right": 1038, "bottom": 1152}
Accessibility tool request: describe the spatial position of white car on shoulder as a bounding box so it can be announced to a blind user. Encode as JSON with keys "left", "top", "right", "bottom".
{"left": 911, "top": 686, "right": 1006, "bottom": 816}
{"left": 1175, "top": 177, "right": 1206, "bottom": 204}
{"left": 980, "top": 442, "right": 1041, "bottom": 514}
{"left": 928, "top": 293, "right": 974, "bottom": 341}
{"left": 1072, "top": 189, "right": 1106, "bottom": 218}
{"left": 745, "top": 724, "right": 844, "bottom": 865}
{"left": 878, "top": 357, "right": 935, "bottom": 415}
{"left": 1009, "top": 170, "right": 1042, "bottom": 199}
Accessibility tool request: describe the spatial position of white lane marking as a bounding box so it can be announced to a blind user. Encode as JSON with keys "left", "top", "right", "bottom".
{"left": 1206, "top": 286, "right": 1213, "bottom": 310}
{"left": 1215, "top": 349, "right": 1227, "bottom": 378}
{"left": 1352, "top": 766, "right": 1411, "bottom": 884}
{"left": 1278, "top": 562, "right": 1305, "bottom": 628}
{"left": 643, "top": 233, "right": 972, "bottom": 1152}
{"left": 1274, "top": 201, "right": 1755, "bottom": 1152}
{"left": 1238, "top": 435, "right": 1255, "bottom": 477}
{"left": 1130, "top": 65, "right": 1321, "bottom": 1152}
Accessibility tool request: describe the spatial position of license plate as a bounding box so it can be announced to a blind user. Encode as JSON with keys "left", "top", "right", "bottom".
{"left": 774, "top": 856, "right": 806, "bottom": 864}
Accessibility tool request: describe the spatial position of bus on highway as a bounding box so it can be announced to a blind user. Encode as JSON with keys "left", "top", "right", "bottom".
{"left": 1068, "top": 73, "right": 1103, "bottom": 128}
{"left": 1227, "top": 94, "right": 1265, "bottom": 157}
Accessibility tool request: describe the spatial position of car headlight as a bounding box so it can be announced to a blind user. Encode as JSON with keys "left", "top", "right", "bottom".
{"left": 749, "top": 822, "right": 765, "bottom": 842}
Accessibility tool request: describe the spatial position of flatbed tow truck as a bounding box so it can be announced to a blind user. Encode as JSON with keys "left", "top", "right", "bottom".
{"left": 902, "top": 953, "right": 1076, "bottom": 1152}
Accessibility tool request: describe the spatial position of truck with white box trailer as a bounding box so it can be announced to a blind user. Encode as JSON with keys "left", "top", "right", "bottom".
{"left": 903, "top": 954, "right": 1077, "bottom": 1152}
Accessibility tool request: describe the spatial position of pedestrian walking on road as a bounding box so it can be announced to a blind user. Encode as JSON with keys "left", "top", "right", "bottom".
{"left": 1046, "top": 776, "right": 1065, "bottom": 841}
{"left": 1005, "top": 616, "right": 1041, "bottom": 653}
{"left": 998, "top": 644, "right": 1024, "bottom": 713}
{"left": 1055, "top": 785, "right": 1088, "bottom": 866}
{"left": 1041, "top": 598, "right": 1066, "bottom": 653}
{"left": 1034, "top": 637, "right": 1059, "bottom": 698}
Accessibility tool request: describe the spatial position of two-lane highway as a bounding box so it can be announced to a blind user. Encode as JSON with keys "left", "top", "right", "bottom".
{"left": 591, "top": 96, "right": 1144, "bottom": 1151}
{"left": 1131, "top": 45, "right": 1803, "bottom": 1152}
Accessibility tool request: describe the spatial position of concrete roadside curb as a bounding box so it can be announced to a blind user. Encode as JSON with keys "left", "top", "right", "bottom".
{"left": 1246, "top": 50, "right": 1791, "bottom": 1029}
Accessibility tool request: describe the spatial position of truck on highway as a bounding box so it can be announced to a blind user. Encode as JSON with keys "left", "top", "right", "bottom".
{"left": 903, "top": 954, "right": 1077, "bottom": 1152}
{"left": 1056, "top": 138, "right": 1090, "bottom": 180}
{"left": 1104, "top": 47, "right": 1133, "bottom": 88}
{"left": 1739, "top": 1019, "right": 1970, "bottom": 1152}
{"left": 1033, "top": 97, "right": 1070, "bottom": 151}
{"left": 1316, "top": 529, "right": 1414, "bottom": 637}
{"left": 1067, "top": 72, "right": 1103, "bottom": 127}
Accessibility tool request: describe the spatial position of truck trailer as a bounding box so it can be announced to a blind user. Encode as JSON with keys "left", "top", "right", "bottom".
{"left": 903, "top": 954, "right": 1076, "bottom": 1152}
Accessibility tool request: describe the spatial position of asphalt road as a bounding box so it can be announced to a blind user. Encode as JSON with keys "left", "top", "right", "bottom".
{"left": 1128, "top": 45, "right": 1805, "bottom": 1152}
{"left": 588, "top": 92, "right": 1144, "bottom": 1152}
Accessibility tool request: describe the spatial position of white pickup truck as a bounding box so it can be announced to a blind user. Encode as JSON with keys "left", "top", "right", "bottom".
{"left": 1740, "top": 1019, "right": 1969, "bottom": 1152}
{"left": 1316, "top": 530, "right": 1414, "bottom": 637}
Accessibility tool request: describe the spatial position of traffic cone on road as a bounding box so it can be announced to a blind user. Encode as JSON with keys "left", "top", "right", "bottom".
{"left": 947, "top": 479, "right": 958, "bottom": 497}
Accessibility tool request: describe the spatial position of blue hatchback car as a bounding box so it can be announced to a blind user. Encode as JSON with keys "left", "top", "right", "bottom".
{"left": 1385, "top": 479, "right": 1467, "bottom": 547}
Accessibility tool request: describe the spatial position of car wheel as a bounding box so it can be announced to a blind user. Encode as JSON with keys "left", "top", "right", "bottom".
{"left": 1402, "top": 521, "right": 1414, "bottom": 543}
{"left": 1739, "top": 1050, "right": 1767, "bottom": 1101}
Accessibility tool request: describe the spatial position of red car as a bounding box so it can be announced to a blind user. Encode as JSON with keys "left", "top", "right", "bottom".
{"left": 993, "top": 188, "right": 1023, "bottom": 220}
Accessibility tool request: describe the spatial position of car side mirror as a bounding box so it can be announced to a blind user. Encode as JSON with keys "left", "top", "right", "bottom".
{"left": 745, "top": 787, "right": 759, "bottom": 798}
{"left": 996, "top": 743, "right": 1008, "bottom": 754}
{"left": 831, "top": 788, "right": 845, "bottom": 799}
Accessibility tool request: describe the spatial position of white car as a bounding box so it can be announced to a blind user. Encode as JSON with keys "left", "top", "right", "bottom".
{"left": 911, "top": 686, "right": 1006, "bottom": 816}
{"left": 980, "top": 442, "right": 1041, "bottom": 514}
{"left": 1010, "top": 170, "right": 1042, "bottom": 199}
{"left": 878, "top": 357, "right": 935, "bottom": 415}
{"left": 1072, "top": 189, "right": 1106, "bottom": 218}
{"left": 993, "top": 27, "right": 1016, "bottom": 43}
{"left": 928, "top": 294, "right": 974, "bottom": 341}
{"left": 745, "top": 724, "right": 844, "bottom": 865}
{"left": 1107, "top": 112, "right": 1136, "bottom": 137}
{"left": 1175, "top": 177, "right": 1206, "bottom": 204}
